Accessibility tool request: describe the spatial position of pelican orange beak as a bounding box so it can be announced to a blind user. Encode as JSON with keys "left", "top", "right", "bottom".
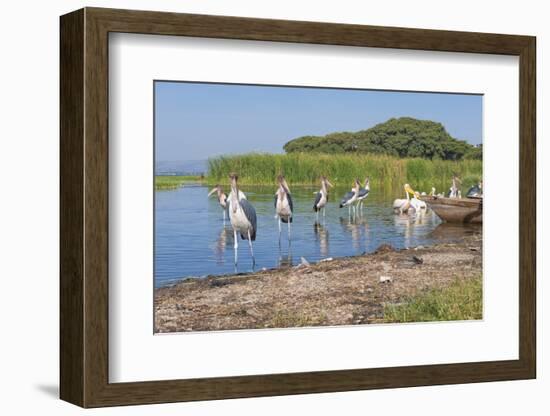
{"left": 404, "top": 184, "right": 416, "bottom": 195}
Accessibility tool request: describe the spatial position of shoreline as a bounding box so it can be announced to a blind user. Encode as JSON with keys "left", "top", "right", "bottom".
{"left": 155, "top": 234, "right": 482, "bottom": 333}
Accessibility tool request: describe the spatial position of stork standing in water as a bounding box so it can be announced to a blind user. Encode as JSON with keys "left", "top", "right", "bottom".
{"left": 274, "top": 175, "right": 293, "bottom": 244}
{"left": 313, "top": 176, "right": 333, "bottom": 221}
{"left": 339, "top": 179, "right": 361, "bottom": 218}
{"left": 227, "top": 173, "right": 257, "bottom": 266}
{"left": 207, "top": 184, "right": 228, "bottom": 223}
{"left": 355, "top": 177, "right": 370, "bottom": 212}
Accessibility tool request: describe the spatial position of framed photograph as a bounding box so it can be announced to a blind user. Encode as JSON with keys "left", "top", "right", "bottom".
{"left": 60, "top": 7, "right": 536, "bottom": 407}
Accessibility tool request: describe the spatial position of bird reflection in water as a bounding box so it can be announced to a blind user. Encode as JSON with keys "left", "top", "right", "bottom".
{"left": 212, "top": 227, "right": 233, "bottom": 265}
{"left": 339, "top": 215, "right": 369, "bottom": 251}
{"left": 278, "top": 245, "right": 293, "bottom": 268}
{"left": 313, "top": 221, "right": 330, "bottom": 257}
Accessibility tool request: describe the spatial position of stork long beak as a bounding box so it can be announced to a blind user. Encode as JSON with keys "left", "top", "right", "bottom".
{"left": 282, "top": 178, "right": 291, "bottom": 194}
{"left": 207, "top": 188, "right": 217, "bottom": 197}
{"left": 326, "top": 180, "right": 334, "bottom": 188}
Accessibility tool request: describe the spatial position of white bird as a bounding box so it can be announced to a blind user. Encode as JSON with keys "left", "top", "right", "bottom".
{"left": 410, "top": 191, "right": 427, "bottom": 211}
{"left": 393, "top": 183, "right": 415, "bottom": 214}
{"left": 447, "top": 175, "right": 461, "bottom": 198}
{"left": 227, "top": 173, "right": 257, "bottom": 266}
{"left": 207, "top": 184, "right": 228, "bottom": 222}
{"left": 313, "top": 176, "right": 333, "bottom": 220}
{"left": 356, "top": 177, "right": 371, "bottom": 211}
{"left": 339, "top": 179, "right": 361, "bottom": 218}
{"left": 274, "top": 175, "right": 293, "bottom": 243}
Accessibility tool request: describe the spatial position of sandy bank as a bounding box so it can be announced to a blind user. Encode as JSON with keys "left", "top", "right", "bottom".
{"left": 155, "top": 234, "right": 482, "bottom": 332}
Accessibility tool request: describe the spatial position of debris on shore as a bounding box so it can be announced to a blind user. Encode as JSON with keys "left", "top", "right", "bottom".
{"left": 155, "top": 234, "right": 482, "bottom": 333}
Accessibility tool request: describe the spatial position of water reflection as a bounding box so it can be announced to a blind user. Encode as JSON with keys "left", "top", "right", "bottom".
{"left": 339, "top": 215, "right": 369, "bottom": 251}
{"left": 278, "top": 245, "right": 293, "bottom": 268}
{"left": 155, "top": 185, "right": 479, "bottom": 287}
{"left": 211, "top": 227, "right": 232, "bottom": 265}
{"left": 313, "top": 222, "right": 330, "bottom": 257}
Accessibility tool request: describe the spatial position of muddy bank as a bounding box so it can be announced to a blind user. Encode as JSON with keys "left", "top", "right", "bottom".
{"left": 155, "top": 234, "right": 482, "bottom": 332}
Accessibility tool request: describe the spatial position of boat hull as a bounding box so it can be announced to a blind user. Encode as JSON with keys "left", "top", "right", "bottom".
{"left": 424, "top": 196, "right": 482, "bottom": 224}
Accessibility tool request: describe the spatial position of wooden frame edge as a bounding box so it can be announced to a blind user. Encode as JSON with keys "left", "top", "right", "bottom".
{"left": 60, "top": 7, "right": 536, "bottom": 408}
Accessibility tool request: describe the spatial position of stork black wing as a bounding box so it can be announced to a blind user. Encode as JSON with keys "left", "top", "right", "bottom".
{"left": 313, "top": 192, "right": 322, "bottom": 211}
{"left": 340, "top": 191, "right": 354, "bottom": 207}
{"left": 239, "top": 199, "right": 257, "bottom": 241}
{"left": 287, "top": 192, "right": 293, "bottom": 216}
{"left": 358, "top": 188, "right": 369, "bottom": 198}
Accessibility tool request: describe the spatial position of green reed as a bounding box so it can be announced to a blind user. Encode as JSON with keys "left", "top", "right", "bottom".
{"left": 207, "top": 153, "right": 482, "bottom": 193}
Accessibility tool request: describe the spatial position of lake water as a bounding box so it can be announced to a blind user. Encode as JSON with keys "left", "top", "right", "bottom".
{"left": 155, "top": 184, "right": 479, "bottom": 287}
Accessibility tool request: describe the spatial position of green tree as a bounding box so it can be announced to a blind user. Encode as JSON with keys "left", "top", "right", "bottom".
{"left": 283, "top": 117, "right": 481, "bottom": 161}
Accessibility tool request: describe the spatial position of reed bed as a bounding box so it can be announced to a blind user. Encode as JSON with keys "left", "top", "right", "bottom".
{"left": 207, "top": 153, "right": 482, "bottom": 191}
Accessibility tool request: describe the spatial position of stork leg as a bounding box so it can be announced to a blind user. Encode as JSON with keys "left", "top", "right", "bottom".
{"left": 287, "top": 220, "right": 291, "bottom": 243}
{"left": 223, "top": 209, "right": 226, "bottom": 224}
{"left": 278, "top": 217, "right": 282, "bottom": 246}
{"left": 247, "top": 229, "right": 255, "bottom": 266}
{"left": 316, "top": 210, "right": 319, "bottom": 221}
{"left": 233, "top": 229, "right": 238, "bottom": 265}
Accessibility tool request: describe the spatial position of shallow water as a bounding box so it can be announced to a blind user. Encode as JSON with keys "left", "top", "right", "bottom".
{"left": 155, "top": 185, "right": 480, "bottom": 287}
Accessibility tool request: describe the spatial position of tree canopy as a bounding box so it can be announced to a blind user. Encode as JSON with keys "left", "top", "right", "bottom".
{"left": 283, "top": 117, "right": 482, "bottom": 160}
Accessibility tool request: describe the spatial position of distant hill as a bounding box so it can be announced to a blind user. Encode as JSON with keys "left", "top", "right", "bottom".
{"left": 283, "top": 117, "right": 482, "bottom": 160}
{"left": 155, "top": 160, "right": 207, "bottom": 176}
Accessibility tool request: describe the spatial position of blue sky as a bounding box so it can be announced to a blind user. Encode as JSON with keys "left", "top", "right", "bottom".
{"left": 155, "top": 81, "right": 482, "bottom": 161}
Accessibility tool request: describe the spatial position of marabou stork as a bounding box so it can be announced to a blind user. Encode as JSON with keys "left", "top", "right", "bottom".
{"left": 339, "top": 179, "right": 361, "bottom": 217}
{"left": 274, "top": 175, "right": 293, "bottom": 243}
{"left": 313, "top": 176, "right": 333, "bottom": 220}
{"left": 466, "top": 180, "right": 483, "bottom": 198}
{"left": 356, "top": 177, "right": 370, "bottom": 211}
{"left": 228, "top": 173, "right": 257, "bottom": 266}
{"left": 207, "top": 184, "right": 228, "bottom": 222}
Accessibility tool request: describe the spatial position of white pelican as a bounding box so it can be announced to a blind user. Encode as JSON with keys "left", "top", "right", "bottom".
{"left": 339, "top": 179, "right": 361, "bottom": 217}
{"left": 313, "top": 176, "right": 333, "bottom": 220}
{"left": 228, "top": 173, "right": 257, "bottom": 266}
{"left": 274, "top": 175, "right": 293, "bottom": 243}
{"left": 410, "top": 191, "right": 427, "bottom": 211}
{"left": 467, "top": 180, "right": 483, "bottom": 198}
{"left": 393, "top": 183, "right": 415, "bottom": 214}
{"left": 356, "top": 177, "right": 370, "bottom": 211}
{"left": 207, "top": 184, "right": 228, "bottom": 222}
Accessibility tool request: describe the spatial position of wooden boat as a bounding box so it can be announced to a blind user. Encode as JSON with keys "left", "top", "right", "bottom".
{"left": 423, "top": 196, "right": 482, "bottom": 224}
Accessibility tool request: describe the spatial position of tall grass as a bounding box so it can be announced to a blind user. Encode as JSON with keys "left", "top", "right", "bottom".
{"left": 382, "top": 276, "right": 482, "bottom": 323}
{"left": 207, "top": 153, "right": 482, "bottom": 191}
